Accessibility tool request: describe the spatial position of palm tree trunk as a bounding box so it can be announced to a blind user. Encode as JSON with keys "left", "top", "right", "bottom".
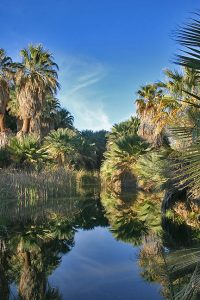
{"left": 17, "top": 118, "right": 23, "bottom": 131}
{"left": 24, "top": 251, "right": 31, "bottom": 268}
{"left": 0, "top": 114, "right": 5, "bottom": 132}
{"left": 29, "top": 116, "right": 42, "bottom": 139}
{"left": 21, "top": 118, "right": 31, "bottom": 134}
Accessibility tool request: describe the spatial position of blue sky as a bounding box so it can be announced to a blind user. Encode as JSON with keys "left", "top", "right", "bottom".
{"left": 0, "top": 0, "right": 199, "bottom": 130}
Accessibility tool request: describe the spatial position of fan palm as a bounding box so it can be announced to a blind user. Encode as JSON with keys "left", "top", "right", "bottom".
{"left": 71, "top": 134, "right": 97, "bottom": 170}
{"left": 43, "top": 128, "right": 76, "bottom": 167}
{"left": 163, "top": 67, "right": 200, "bottom": 107}
{"left": 14, "top": 44, "right": 59, "bottom": 135}
{"left": 0, "top": 49, "right": 12, "bottom": 132}
{"left": 167, "top": 14, "right": 200, "bottom": 196}
{"left": 108, "top": 117, "right": 140, "bottom": 142}
{"left": 135, "top": 84, "right": 165, "bottom": 146}
{"left": 135, "top": 149, "right": 169, "bottom": 191}
{"left": 55, "top": 108, "right": 74, "bottom": 130}
{"left": 81, "top": 130, "right": 108, "bottom": 169}
{"left": 8, "top": 135, "right": 48, "bottom": 168}
{"left": 176, "top": 14, "right": 200, "bottom": 71}
{"left": 167, "top": 248, "right": 200, "bottom": 300}
{"left": 40, "top": 93, "right": 60, "bottom": 136}
{"left": 101, "top": 133, "right": 149, "bottom": 187}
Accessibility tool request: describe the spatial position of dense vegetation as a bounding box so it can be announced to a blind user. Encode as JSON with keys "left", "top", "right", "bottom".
{"left": 0, "top": 14, "right": 199, "bottom": 224}
{"left": 101, "top": 16, "right": 200, "bottom": 229}
{"left": 0, "top": 11, "right": 200, "bottom": 300}
{"left": 0, "top": 15, "right": 199, "bottom": 223}
{"left": 0, "top": 45, "right": 107, "bottom": 171}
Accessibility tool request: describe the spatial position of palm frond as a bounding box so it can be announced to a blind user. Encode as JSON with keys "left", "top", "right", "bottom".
{"left": 169, "top": 126, "right": 200, "bottom": 195}
{"left": 176, "top": 14, "right": 200, "bottom": 72}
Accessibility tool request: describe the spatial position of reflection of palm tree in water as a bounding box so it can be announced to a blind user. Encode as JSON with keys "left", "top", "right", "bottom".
{"left": 19, "top": 250, "right": 44, "bottom": 300}
{"left": 139, "top": 233, "right": 174, "bottom": 299}
{"left": 101, "top": 189, "right": 200, "bottom": 299}
{"left": 139, "top": 232, "right": 200, "bottom": 300}
{"left": 17, "top": 200, "right": 106, "bottom": 299}
{"left": 19, "top": 250, "right": 61, "bottom": 300}
{"left": 0, "top": 238, "right": 9, "bottom": 300}
{"left": 101, "top": 190, "right": 162, "bottom": 245}
{"left": 16, "top": 218, "right": 75, "bottom": 300}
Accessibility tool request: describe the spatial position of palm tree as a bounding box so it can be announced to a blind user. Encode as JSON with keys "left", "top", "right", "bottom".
{"left": 136, "top": 82, "right": 187, "bottom": 146}
{"left": 162, "top": 68, "right": 184, "bottom": 97}
{"left": 168, "top": 14, "right": 200, "bottom": 196}
{"left": 0, "top": 49, "right": 12, "bottom": 133}
{"left": 176, "top": 14, "right": 200, "bottom": 72}
{"left": 55, "top": 108, "right": 74, "bottom": 130}
{"left": 43, "top": 128, "right": 76, "bottom": 167}
{"left": 163, "top": 67, "right": 200, "bottom": 106}
{"left": 135, "top": 84, "right": 165, "bottom": 147}
{"left": 14, "top": 44, "right": 59, "bottom": 135}
{"left": 136, "top": 84, "right": 163, "bottom": 113}
{"left": 8, "top": 135, "right": 48, "bottom": 169}
{"left": 71, "top": 133, "right": 97, "bottom": 170}
{"left": 81, "top": 130, "right": 108, "bottom": 169}
{"left": 40, "top": 93, "right": 60, "bottom": 136}
{"left": 108, "top": 117, "right": 140, "bottom": 142}
{"left": 101, "top": 132, "right": 149, "bottom": 190}
{"left": 135, "top": 149, "right": 169, "bottom": 191}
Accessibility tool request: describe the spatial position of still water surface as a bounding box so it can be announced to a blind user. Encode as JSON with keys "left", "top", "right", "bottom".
{"left": 48, "top": 228, "right": 162, "bottom": 300}
{"left": 0, "top": 186, "right": 199, "bottom": 299}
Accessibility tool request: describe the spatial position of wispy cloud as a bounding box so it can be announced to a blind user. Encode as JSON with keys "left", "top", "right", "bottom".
{"left": 58, "top": 54, "right": 112, "bottom": 131}
{"left": 69, "top": 69, "right": 105, "bottom": 95}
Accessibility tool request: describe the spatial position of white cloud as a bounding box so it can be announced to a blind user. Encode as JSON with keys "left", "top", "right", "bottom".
{"left": 58, "top": 54, "right": 112, "bottom": 131}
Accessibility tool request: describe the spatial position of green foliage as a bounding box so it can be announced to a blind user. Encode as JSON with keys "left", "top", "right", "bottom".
{"left": 8, "top": 135, "right": 48, "bottom": 169}
{"left": 54, "top": 107, "right": 74, "bottom": 129}
{"left": 176, "top": 15, "right": 200, "bottom": 71}
{"left": 137, "top": 202, "right": 162, "bottom": 235}
{"left": 81, "top": 130, "right": 108, "bottom": 168}
{"left": 103, "top": 134, "right": 148, "bottom": 175}
{"left": 0, "top": 146, "right": 11, "bottom": 167}
{"left": 43, "top": 128, "right": 76, "bottom": 166}
{"left": 101, "top": 190, "right": 163, "bottom": 245}
{"left": 101, "top": 117, "right": 148, "bottom": 185}
{"left": 135, "top": 149, "right": 170, "bottom": 191}
{"left": 168, "top": 126, "right": 200, "bottom": 196}
{"left": 103, "top": 133, "right": 148, "bottom": 176}
{"left": 0, "top": 127, "right": 105, "bottom": 171}
{"left": 43, "top": 128, "right": 100, "bottom": 170}
{"left": 71, "top": 133, "right": 97, "bottom": 170}
{"left": 108, "top": 117, "right": 140, "bottom": 141}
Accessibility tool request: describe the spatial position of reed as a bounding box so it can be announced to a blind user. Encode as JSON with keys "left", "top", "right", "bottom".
{"left": 0, "top": 168, "right": 78, "bottom": 203}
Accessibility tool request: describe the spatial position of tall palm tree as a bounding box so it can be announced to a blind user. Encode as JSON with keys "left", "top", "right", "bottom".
{"left": 135, "top": 84, "right": 164, "bottom": 146}
{"left": 14, "top": 44, "right": 59, "bottom": 135}
{"left": 163, "top": 67, "right": 200, "bottom": 105}
{"left": 169, "top": 15, "right": 200, "bottom": 199}
{"left": 161, "top": 67, "right": 200, "bottom": 129}
{"left": 0, "top": 49, "right": 12, "bottom": 132}
{"left": 40, "top": 93, "right": 60, "bottom": 136}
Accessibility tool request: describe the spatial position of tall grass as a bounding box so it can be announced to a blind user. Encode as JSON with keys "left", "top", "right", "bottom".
{"left": 0, "top": 168, "right": 100, "bottom": 225}
{"left": 0, "top": 168, "right": 99, "bottom": 202}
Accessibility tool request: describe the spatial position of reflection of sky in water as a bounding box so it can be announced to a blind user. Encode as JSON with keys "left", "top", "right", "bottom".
{"left": 3, "top": 188, "right": 196, "bottom": 299}
{"left": 49, "top": 227, "right": 163, "bottom": 300}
